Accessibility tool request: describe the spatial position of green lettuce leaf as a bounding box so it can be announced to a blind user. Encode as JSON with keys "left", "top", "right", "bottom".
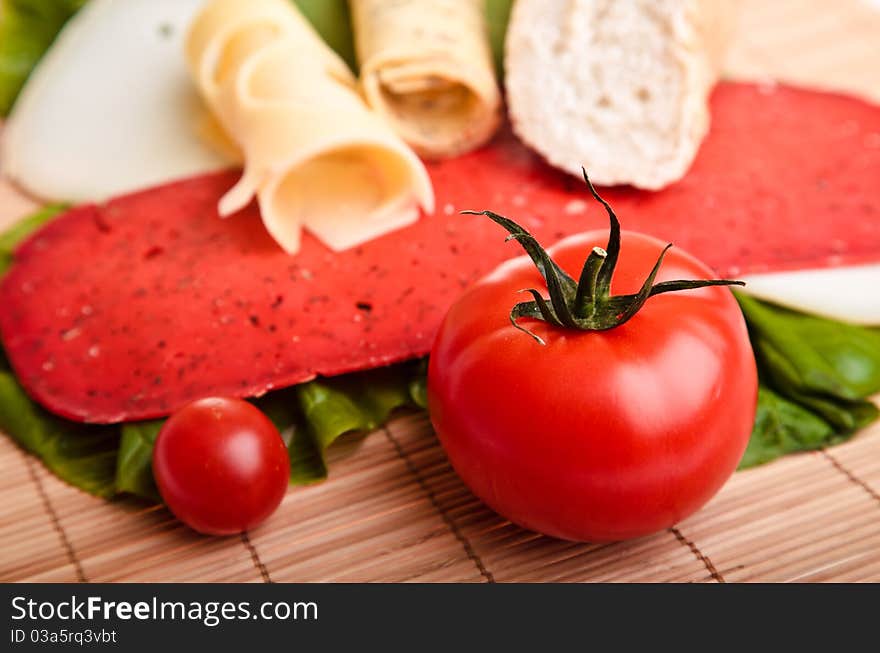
{"left": 0, "top": 362, "right": 119, "bottom": 497}
{"left": 0, "top": 0, "right": 85, "bottom": 115}
{"left": 486, "top": 0, "right": 513, "bottom": 77}
{"left": 115, "top": 420, "right": 163, "bottom": 500}
{"left": 737, "top": 293, "right": 880, "bottom": 468}
{"left": 291, "top": 364, "right": 422, "bottom": 483}
{"left": 738, "top": 293, "right": 880, "bottom": 399}
{"left": 739, "top": 386, "right": 837, "bottom": 469}
{"left": 0, "top": 203, "right": 67, "bottom": 274}
{"left": 295, "top": 0, "right": 356, "bottom": 71}
{"left": 408, "top": 359, "right": 429, "bottom": 409}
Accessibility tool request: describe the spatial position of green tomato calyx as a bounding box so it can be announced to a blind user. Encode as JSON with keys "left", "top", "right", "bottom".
{"left": 462, "top": 169, "right": 745, "bottom": 344}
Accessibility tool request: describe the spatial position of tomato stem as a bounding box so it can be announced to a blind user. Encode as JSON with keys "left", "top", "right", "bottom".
{"left": 462, "top": 169, "right": 745, "bottom": 342}
{"left": 574, "top": 246, "right": 607, "bottom": 317}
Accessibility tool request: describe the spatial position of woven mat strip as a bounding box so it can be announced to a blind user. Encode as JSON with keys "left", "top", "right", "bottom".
{"left": 0, "top": 437, "right": 78, "bottom": 581}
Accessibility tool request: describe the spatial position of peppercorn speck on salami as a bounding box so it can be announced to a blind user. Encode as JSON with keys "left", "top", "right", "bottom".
{"left": 0, "top": 83, "right": 878, "bottom": 423}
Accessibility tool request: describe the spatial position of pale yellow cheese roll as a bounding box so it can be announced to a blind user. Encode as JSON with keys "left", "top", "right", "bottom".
{"left": 350, "top": 0, "right": 502, "bottom": 159}
{"left": 186, "top": 0, "right": 434, "bottom": 254}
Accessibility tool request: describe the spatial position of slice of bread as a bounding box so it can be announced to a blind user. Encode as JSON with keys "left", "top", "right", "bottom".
{"left": 505, "top": 0, "right": 735, "bottom": 189}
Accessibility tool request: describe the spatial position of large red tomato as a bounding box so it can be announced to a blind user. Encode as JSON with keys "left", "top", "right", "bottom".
{"left": 428, "top": 191, "right": 757, "bottom": 542}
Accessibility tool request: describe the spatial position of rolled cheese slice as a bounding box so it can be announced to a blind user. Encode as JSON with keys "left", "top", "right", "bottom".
{"left": 350, "top": 0, "right": 502, "bottom": 159}
{"left": 505, "top": 0, "right": 737, "bottom": 190}
{"left": 186, "top": 0, "right": 434, "bottom": 253}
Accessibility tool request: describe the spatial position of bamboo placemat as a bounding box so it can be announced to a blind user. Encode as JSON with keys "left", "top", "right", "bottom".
{"left": 1, "top": 0, "right": 879, "bottom": 583}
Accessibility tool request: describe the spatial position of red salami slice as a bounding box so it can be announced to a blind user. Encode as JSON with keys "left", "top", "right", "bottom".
{"left": 1, "top": 82, "right": 879, "bottom": 422}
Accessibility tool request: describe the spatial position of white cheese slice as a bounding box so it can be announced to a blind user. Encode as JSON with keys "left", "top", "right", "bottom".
{"left": 186, "top": 0, "right": 434, "bottom": 254}
{"left": 740, "top": 265, "right": 880, "bottom": 325}
{"left": 1, "top": 0, "right": 231, "bottom": 203}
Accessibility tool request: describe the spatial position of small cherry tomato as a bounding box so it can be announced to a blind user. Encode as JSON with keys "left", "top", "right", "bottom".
{"left": 429, "top": 178, "right": 757, "bottom": 542}
{"left": 153, "top": 397, "right": 289, "bottom": 535}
